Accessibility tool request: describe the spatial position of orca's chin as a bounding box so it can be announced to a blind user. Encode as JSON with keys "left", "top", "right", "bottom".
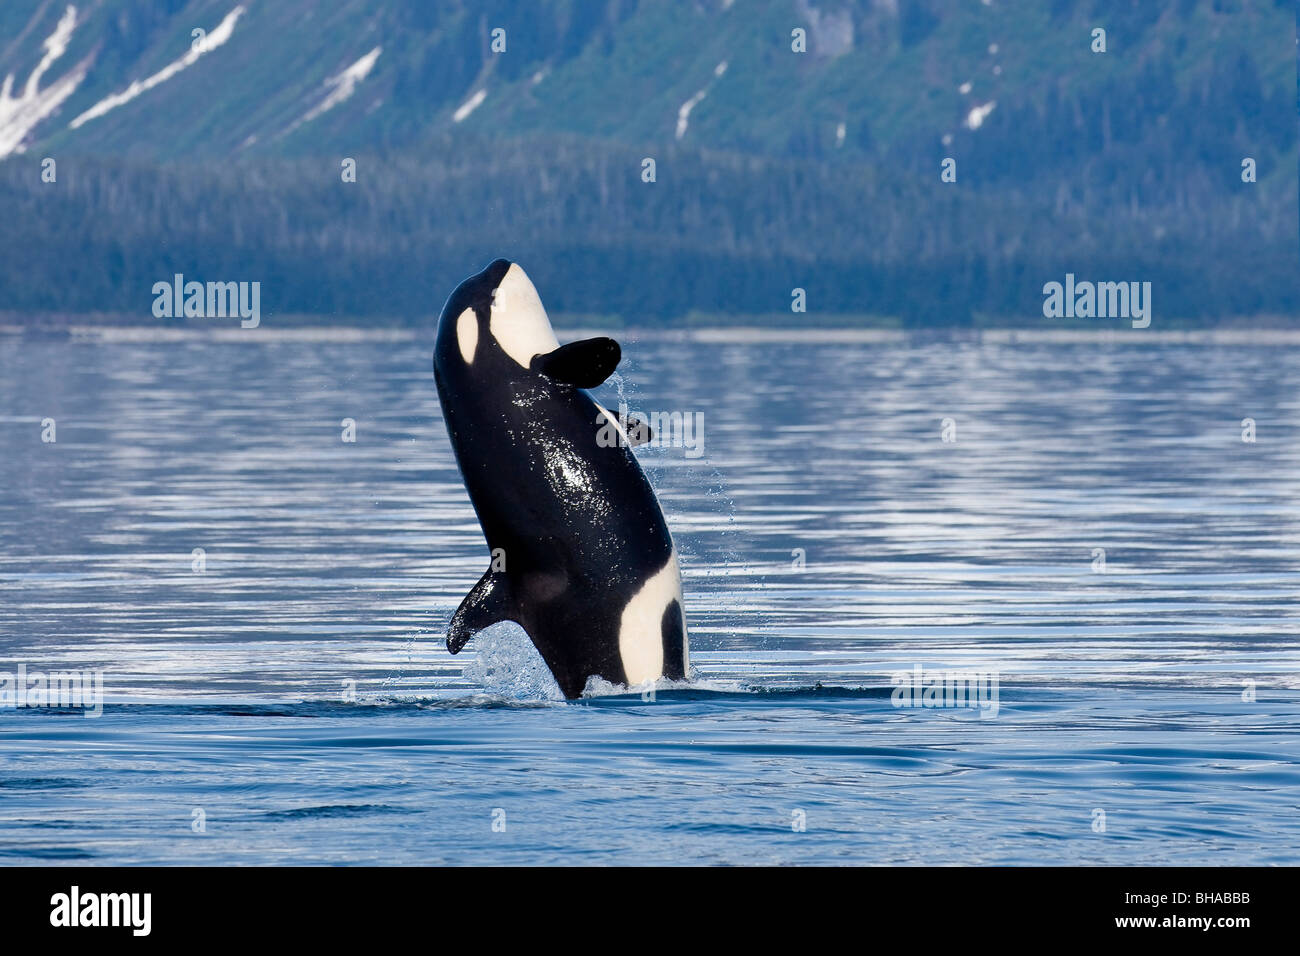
{"left": 488, "top": 263, "right": 560, "bottom": 369}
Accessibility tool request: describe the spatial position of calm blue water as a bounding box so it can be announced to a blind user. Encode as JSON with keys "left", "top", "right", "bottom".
{"left": 1, "top": 330, "right": 1298, "bottom": 865}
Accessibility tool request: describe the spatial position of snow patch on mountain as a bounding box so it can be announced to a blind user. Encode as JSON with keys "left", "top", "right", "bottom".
{"left": 676, "top": 60, "right": 728, "bottom": 141}
{"left": 0, "top": 5, "right": 86, "bottom": 159}
{"left": 69, "top": 6, "right": 244, "bottom": 130}
{"left": 452, "top": 88, "right": 486, "bottom": 123}
{"left": 286, "top": 46, "right": 381, "bottom": 133}
{"left": 964, "top": 100, "right": 996, "bottom": 130}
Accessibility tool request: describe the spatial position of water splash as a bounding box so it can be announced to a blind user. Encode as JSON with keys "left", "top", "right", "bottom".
{"left": 580, "top": 673, "right": 745, "bottom": 698}
{"left": 605, "top": 354, "right": 759, "bottom": 652}
{"left": 461, "top": 624, "right": 564, "bottom": 701}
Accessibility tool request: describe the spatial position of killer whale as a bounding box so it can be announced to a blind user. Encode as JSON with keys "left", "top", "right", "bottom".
{"left": 433, "top": 258, "right": 688, "bottom": 698}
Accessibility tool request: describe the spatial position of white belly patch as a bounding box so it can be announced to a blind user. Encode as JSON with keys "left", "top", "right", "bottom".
{"left": 618, "top": 550, "right": 685, "bottom": 686}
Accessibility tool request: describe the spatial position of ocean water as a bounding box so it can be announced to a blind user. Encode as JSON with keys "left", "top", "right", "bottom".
{"left": 1, "top": 330, "right": 1298, "bottom": 865}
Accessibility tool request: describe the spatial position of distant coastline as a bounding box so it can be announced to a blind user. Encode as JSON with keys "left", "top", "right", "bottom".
{"left": 5, "top": 320, "right": 1300, "bottom": 346}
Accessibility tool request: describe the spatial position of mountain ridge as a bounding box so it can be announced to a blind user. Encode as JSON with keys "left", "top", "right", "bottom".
{"left": 0, "top": 0, "right": 1294, "bottom": 323}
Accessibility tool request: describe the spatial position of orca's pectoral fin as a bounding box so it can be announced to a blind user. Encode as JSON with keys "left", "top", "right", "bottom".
{"left": 598, "top": 408, "right": 652, "bottom": 447}
{"left": 446, "top": 568, "right": 515, "bottom": 655}
{"left": 531, "top": 337, "right": 621, "bottom": 388}
{"left": 621, "top": 412, "right": 652, "bottom": 447}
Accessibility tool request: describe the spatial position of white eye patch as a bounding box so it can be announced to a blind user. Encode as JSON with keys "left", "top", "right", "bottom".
{"left": 456, "top": 308, "right": 478, "bottom": 363}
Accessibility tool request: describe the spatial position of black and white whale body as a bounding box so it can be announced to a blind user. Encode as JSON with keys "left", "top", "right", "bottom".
{"left": 433, "top": 259, "right": 688, "bottom": 698}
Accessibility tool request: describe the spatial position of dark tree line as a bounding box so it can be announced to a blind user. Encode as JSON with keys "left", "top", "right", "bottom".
{"left": 2, "top": 130, "right": 1292, "bottom": 326}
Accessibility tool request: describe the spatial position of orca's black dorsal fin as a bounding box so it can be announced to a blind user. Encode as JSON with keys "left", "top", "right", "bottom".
{"left": 446, "top": 568, "right": 515, "bottom": 654}
{"left": 531, "top": 337, "right": 621, "bottom": 388}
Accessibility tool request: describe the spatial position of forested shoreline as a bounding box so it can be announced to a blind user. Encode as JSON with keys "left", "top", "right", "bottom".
{"left": 2, "top": 131, "right": 1294, "bottom": 326}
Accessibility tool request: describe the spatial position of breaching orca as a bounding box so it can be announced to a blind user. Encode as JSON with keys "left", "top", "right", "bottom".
{"left": 433, "top": 259, "right": 688, "bottom": 698}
